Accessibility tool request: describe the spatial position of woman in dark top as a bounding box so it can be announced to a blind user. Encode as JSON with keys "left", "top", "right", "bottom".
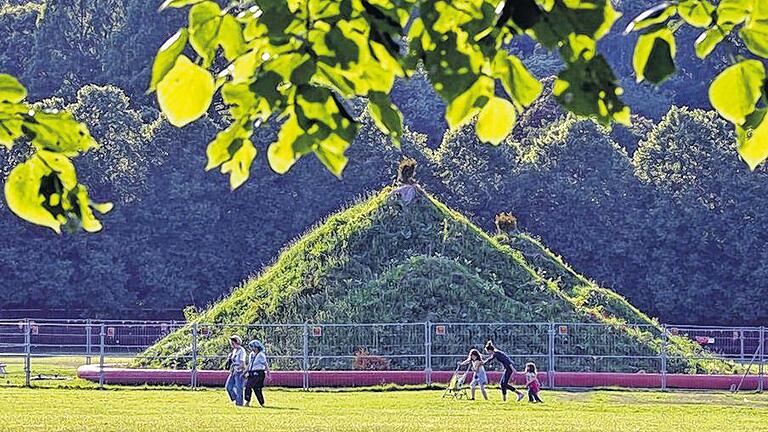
{"left": 484, "top": 341, "right": 524, "bottom": 402}
{"left": 244, "top": 340, "right": 270, "bottom": 407}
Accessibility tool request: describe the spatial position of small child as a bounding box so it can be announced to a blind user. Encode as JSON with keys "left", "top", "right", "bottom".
{"left": 459, "top": 349, "right": 488, "bottom": 400}
{"left": 525, "top": 362, "right": 543, "bottom": 403}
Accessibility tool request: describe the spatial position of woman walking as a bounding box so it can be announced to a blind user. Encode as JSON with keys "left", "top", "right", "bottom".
{"left": 484, "top": 341, "right": 524, "bottom": 402}
{"left": 225, "top": 335, "right": 247, "bottom": 406}
{"left": 244, "top": 340, "right": 271, "bottom": 407}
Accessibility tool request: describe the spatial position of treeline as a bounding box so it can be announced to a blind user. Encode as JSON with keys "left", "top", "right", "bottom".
{"left": 0, "top": 0, "right": 766, "bottom": 324}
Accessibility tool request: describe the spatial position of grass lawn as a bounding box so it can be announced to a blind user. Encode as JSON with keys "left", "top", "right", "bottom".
{"left": 0, "top": 356, "right": 135, "bottom": 388}
{"left": 1, "top": 387, "right": 767, "bottom": 431}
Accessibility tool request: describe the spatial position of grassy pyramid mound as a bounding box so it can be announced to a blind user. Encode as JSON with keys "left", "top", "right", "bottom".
{"left": 142, "top": 186, "right": 729, "bottom": 374}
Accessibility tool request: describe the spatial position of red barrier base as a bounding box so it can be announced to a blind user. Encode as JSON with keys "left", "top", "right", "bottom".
{"left": 76, "top": 366, "right": 762, "bottom": 391}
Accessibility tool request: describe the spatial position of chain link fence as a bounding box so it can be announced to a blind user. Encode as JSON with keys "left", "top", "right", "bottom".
{"left": 0, "top": 319, "right": 764, "bottom": 391}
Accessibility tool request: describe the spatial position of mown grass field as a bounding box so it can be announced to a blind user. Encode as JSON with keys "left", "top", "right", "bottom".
{"left": 1, "top": 387, "right": 767, "bottom": 432}
{"left": 0, "top": 356, "right": 135, "bottom": 388}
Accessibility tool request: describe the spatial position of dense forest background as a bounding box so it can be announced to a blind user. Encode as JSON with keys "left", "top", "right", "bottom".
{"left": 0, "top": 0, "right": 766, "bottom": 324}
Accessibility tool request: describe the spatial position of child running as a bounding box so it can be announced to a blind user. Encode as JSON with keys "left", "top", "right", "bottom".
{"left": 524, "top": 362, "right": 543, "bottom": 403}
{"left": 458, "top": 349, "right": 488, "bottom": 400}
{"left": 484, "top": 341, "right": 525, "bottom": 402}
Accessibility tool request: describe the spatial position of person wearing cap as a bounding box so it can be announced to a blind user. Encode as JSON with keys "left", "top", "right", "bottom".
{"left": 225, "top": 335, "right": 247, "bottom": 406}
{"left": 244, "top": 340, "right": 270, "bottom": 407}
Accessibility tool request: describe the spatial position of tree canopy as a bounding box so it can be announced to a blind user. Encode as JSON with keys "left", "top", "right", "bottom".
{"left": 148, "top": 0, "right": 768, "bottom": 193}
{"left": 1, "top": 0, "right": 767, "bottom": 232}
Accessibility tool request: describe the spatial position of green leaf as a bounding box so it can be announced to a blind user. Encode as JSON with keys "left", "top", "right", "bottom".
{"left": 493, "top": 54, "right": 542, "bottom": 108}
{"left": 560, "top": 34, "right": 597, "bottom": 63}
{"left": 736, "top": 108, "right": 768, "bottom": 170}
{"left": 694, "top": 27, "right": 727, "bottom": 59}
{"left": 5, "top": 153, "right": 66, "bottom": 233}
{"left": 0, "top": 103, "right": 25, "bottom": 149}
{"left": 0, "top": 74, "right": 27, "bottom": 103}
{"left": 2, "top": 151, "right": 107, "bottom": 234}
{"left": 708, "top": 60, "right": 765, "bottom": 125}
{"left": 149, "top": 28, "right": 189, "bottom": 93}
{"left": 204, "top": 113, "right": 268, "bottom": 188}
{"left": 624, "top": 3, "right": 676, "bottom": 33}
{"left": 678, "top": 0, "right": 715, "bottom": 28}
{"left": 314, "top": 133, "right": 351, "bottom": 178}
{"left": 205, "top": 122, "right": 250, "bottom": 171}
{"left": 554, "top": 55, "right": 630, "bottom": 125}
{"left": 159, "top": 0, "right": 205, "bottom": 10}
{"left": 251, "top": 0, "right": 301, "bottom": 45}
{"left": 71, "top": 184, "right": 110, "bottom": 233}
{"left": 188, "top": 1, "right": 244, "bottom": 64}
{"left": 444, "top": 76, "right": 494, "bottom": 129}
{"left": 267, "top": 115, "right": 312, "bottom": 174}
{"left": 221, "top": 139, "right": 257, "bottom": 190}
{"left": 218, "top": 15, "right": 247, "bottom": 61}
{"left": 156, "top": 55, "right": 215, "bottom": 127}
{"left": 188, "top": 1, "right": 221, "bottom": 64}
{"left": 716, "top": 0, "right": 754, "bottom": 27}
{"left": 23, "top": 111, "right": 97, "bottom": 155}
{"left": 476, "top": 97, "right": 517, "bottom": 146}
{"left": 368, "top": 91, "right": 403, "bottom": 147}
{"left": 740, "top": 23, "right": 768, "bottom": 58}
{"left": 633, "top": 28, "right": 676, "bottom": 84}
{"left": 221, "top": 82, "right": 257, "bottom": 119}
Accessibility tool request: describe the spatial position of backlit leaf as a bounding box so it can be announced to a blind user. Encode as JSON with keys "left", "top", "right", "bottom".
{"left": 368, "top": 91, "right": 403, "bottom": 147}
{"left": 221, "top": 139, "right": 257, "bottom": 190}
{"left": 694, "top": 27, "right": 727, "bottom": 59}
{"left": 149, "top": 28, "right": 189, "bottom": 92}
{"left": 493, "top": 54, "right": 542, "bottom": 108}
{"left": 633, "top": 28, "right": 676, "bottom": 84}
{"left": 624, "top": 3, "right": 676, "bottom": 34}
{"left": 476, "top": 97, "right": 517, "bottom": 146}
{"left": 678, "top": 0, "right": 714, "bottom": 28}
{"left": 157, "top": 55, "right": 215, "bottom": 127}
{"left": 445, "top": 76, "right": 494, "bottom": 129}
{"left": 737, "top": 109, "right": 768, "bottom": 170}
{"left": 0, "top": 74, "right": 27, "bottom": 103}
{"left": 709, "top": 60, "right": 765, "bottom": 125}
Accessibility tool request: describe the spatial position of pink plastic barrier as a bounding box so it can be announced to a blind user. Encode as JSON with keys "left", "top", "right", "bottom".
{"left": 76, "top": 365, "right": 762, "bottom": 390}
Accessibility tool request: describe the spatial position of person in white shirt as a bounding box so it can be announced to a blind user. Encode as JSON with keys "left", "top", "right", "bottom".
{"left": 244, "top": 340, "right": 271, "bottom": 407}
{"left": 225, "top": 335, "right": 247, "bottom": 406}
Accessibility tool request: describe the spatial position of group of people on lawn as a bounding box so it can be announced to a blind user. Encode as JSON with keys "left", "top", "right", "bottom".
{"left": 458, "top": 341, "right": 543, "bottom": 403}
{"left": 222, "top": 335, "right": 541, "bottom": 406}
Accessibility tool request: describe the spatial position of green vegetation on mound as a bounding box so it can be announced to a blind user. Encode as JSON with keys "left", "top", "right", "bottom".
{"left": 141, "top": 187, "right": 731, "bottom": 374}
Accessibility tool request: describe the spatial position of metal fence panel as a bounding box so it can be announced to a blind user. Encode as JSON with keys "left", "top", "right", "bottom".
{"left": 0, "top": 320, "right": 26, "bottom": 354}
{"left": 429, "top": 322, "right": 550, "bottom": 373}
{"left": 553, "top": 323, "right": 661, "bottom": 373}
{"left": 1, "top": 318, "right": 767, "bottom": 391}
{"left": 306, "top": 323, "right": 426, "bottom": 372}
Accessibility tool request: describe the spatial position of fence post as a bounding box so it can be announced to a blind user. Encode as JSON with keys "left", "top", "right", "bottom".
{"left": 191, "top": 323, "right": 198, "bottom": 389}
{"left": 424, "top": 321, "right": 432, "bottom": 386}
{"left": 547, "top": 322, "right": 555, "bottom": 389}
{"left": 760, "top": 326, "right": 765, "bottom": 393}
{"left": 85, "top": 319, "right": 92, "bottom": 365}
{"left": 740, "top": 327, "right": 746, "bottom": 362}
{"left": 24, "top": 318, "right": 31, "bottom": 387}
{"left": 660, "top": 325, "right": 668, "bottom": 391}
{"left": 98, "top": 323, "right": 105, "bottom": 389}
{"left": 302, "top": 323, "right": 309, "bottom": 390}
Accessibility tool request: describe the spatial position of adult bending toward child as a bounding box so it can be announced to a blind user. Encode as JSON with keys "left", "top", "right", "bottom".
{"left": 484, "top": 341, "right": 524, "bottom": 402}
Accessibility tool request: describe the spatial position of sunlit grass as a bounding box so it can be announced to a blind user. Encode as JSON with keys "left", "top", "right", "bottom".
{"left": 1, "top": 387, "right": 766, "bottom": 432}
